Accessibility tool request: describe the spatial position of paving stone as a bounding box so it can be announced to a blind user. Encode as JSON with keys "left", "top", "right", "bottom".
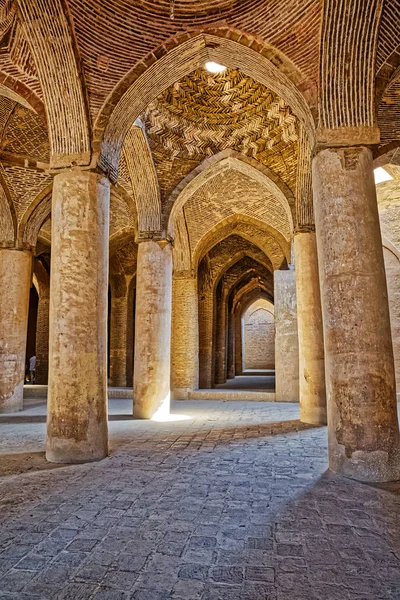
{"left": 0, "top": 401, "right": 399, "bottom": 600}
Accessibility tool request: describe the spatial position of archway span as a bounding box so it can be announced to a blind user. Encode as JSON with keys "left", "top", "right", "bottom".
{"left": 193, "top": 214, "right": 290, "bottom": 272}
{"left": 168, "top": 153, "right": 295, "bottom": 238}
{"left": 19, "top": 184, "right": 53, "bottom": 249}
{"left": 96, "top": 30, "right": 316, "bottom": 178}
{"left": 167, "top": 150, "right": 296, "bottom": 229}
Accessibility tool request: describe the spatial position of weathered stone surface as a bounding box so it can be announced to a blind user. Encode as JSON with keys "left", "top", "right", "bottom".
{"left": 134, "top": 240, "right": 172, "bottom": 419}
{"left": 46, "top": 170, "right": 110, "bottom": 463}
{"left": 274, "top": 269, "right": 299, "bottom": 402}
{"left": 294, "top": 231, "right": 326, "bottom": 425}
{"left": 0, "top": 249, "right": 32, "bottom": 413}
{"left": 313, "top": 145, "right": 400, "bottom": 482}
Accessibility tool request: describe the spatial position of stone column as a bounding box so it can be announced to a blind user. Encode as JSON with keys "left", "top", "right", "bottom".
{"left": 313, "top": 145, "right": 400, "bottom": 482}
{"left": 109, "top": 275, "right": 129, "bottom": 387}
{"left": 134, "top": 240, "right": 172, "bottom": 419}
{"left": 171, "top": 275, "right": 199, "bottom": 399}
{"left": 0, "top": 249, "right": 32, "bottom": 412}
{"left": 274, "top": 268, "right": 299, "bottom": 401}
{"left": 294, "top": 231, "right": 326, "bottom": 424}
{"left": 47, "top": 171, "right": 109, "bottom": 463}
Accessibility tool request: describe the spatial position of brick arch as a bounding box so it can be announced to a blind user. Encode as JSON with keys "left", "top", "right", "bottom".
{"left": 96, "top": 29, "right": 316, "bottom": 179}
{"left": 168, "top": 153, "right": 295, "bottom": 238}
{"left": 192, "top": 214, "right": 290, "bottom": 273}
{"left": 122, "top": 119, "right": 161, "bottom": 236}
{"left": 0, "top": 77, "right": 45, "bottom": 119}
{"left": 319, "top": 0, "right": 384, "bottom": 139}
{"left": 0, "top": 177, "right": 16, "bottom": 247}
{"left": 19, "top": 183, "right": 53, "bottom": 249}
{"left": 245, "top": 299, "right": 275, "bottom": 319}
{"left": 17, "top": 0, "right": 91, "bottom": 169}
{"left": 212, "top": 251, "right": 272, "bottom": 295}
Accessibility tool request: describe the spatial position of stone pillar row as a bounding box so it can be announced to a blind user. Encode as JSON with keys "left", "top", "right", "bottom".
{"left": 0, "top": 154, "right": 399, "bottom": 483}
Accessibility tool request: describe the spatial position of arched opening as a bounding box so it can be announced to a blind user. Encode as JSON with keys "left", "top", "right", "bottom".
{"left": 242, "top": 299, "right": 275, "bottom": 372}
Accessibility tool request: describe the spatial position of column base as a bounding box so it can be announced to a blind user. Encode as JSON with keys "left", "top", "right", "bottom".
{"left": 46, "top": 438, "right": 108, "bottom": 464}
{"left": 171, "top": 388, "right": 192, "bottom": 400}
{"left": 0, "top": 382, "right": 24, "bottom": 413}
{"left": 329, "top": 444, "right": 400, "bottom": 483}
{"left": 300, "top": 405, "right": 327, "bottom": 426}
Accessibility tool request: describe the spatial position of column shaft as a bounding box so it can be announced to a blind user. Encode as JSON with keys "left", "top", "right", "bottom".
{"left": 171, "top": 276, "right": 199, "bottom": 399}
{"left": 274, "top": 269, "right": 299, "bottom": 401}
{"left": 234, "top": 308, "right": 243, "bottom": 376}
{"left": 109, "top": 278, "right": 129, "bottom": 387}
{"left": 47, "top": 171, "right": 109, "bottom": 463}
{"left": 313, "top": 145, "right": 400, "bottom": 481}
{"left": 35, "top": 294, "right": 50, "bottom": 384}
{"left": 133, "top": 240, "right": 172, "bottom": 419}
{"left": 214, "top": 288, "right": 228, "bottom": 385}
{"left": 226, "top": 307, "right": 235, "bottom": 380}
{"left": 294, "top": 231, "right": 327, "bottom": 424}
{"left": 0, "top": 249, "right": 32, "bottom": 412}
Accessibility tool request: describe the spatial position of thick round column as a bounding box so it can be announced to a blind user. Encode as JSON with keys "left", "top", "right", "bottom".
{"left": 274, "top": 269, "right": 299, "bottom": 401}
{"left": 294, "top": 232, "right": 327, "bottom": 425}
{"left": 313, "top": 146, "right": 400, "bottom": 482}
{"left": 171, "top": 276, "right": 199, "bottom": 399}
{"left": 109, "top": 276, "right": 129, "bottom": 387}
{"left": 47, "top": 171, "right": 109, "bottom": 463}
{"left": 134, "top": 240, "right": 172, "bottom": 419}
{"left": 0, "top": 249, "right": 32, "bottom": 412}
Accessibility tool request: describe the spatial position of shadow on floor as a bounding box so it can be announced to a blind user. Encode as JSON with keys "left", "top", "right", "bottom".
{"left": 0, "top": 451, "right": 77, "bottom": 478}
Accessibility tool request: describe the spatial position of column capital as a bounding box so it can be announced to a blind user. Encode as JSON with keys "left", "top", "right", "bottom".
{"left": 294, "top": 225, "right": 316, "bottom": 235}
{"left": 136, "top": 234, "right": 171, "bottom": 248}
{"left": 314, "top": 126, "right": 380, "bottom": 153}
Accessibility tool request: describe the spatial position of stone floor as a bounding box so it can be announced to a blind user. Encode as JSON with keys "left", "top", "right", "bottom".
{"left": 0, "top": 399, "right": 400, "bottom": 599}
{"left": 215, "top": 375, "right": 275, "bottom": 391}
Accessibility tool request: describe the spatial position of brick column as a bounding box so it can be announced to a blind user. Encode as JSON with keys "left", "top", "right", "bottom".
{"left": 47, "top": 171, "right": 109, "bottom": 463}
{"left": 33, "top": 260, "right": 50, "bottom": 385}
{"left": 109, "top": 275, "right": 129, "bottom": 387}
{"left": 294, "top": 231, "right": 326, "bottom": 425}
{"left": 171, "top": 275, "right": 199, "bottom": 399}
{"left": 134, "top": 240, "right": 172, "bottom": 419}
{"left": 226, "top": 303, "right": 235, "bottom": 380}
{"left": 234, "top": 305, "right": 243, "bottom": 376}
{"left": 0, "top": 249, "right": 32, "bottom": 412}
{"left": 214, "top": 285, "right": 228, "bottom": 385}
{"left": 274, "top": 268, "right": 299, "bottom": 401}
{"left": 199, "top": 285, "right": 214, "bottom": 389}
{"left": 313, "top": 145, "right": 400, "bottom": 481}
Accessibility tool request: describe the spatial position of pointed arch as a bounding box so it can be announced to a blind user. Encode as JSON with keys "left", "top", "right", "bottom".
{"left": 167, "top": 151, "right": 295, "bottom": 237}
{"left": 96, "top": 30, "right": 316, "bottom": 179}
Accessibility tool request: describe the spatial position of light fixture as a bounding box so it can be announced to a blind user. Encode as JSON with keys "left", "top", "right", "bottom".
{"left": 374, "top": 167, "right": 393, "bottom": 184}
{"left": 205, "top": 61, "right": 227, "bottom": 74}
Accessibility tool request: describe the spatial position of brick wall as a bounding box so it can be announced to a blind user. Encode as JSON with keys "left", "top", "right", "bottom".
{"left": 243, "top": 302, "right": 275, "bottom": 370}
